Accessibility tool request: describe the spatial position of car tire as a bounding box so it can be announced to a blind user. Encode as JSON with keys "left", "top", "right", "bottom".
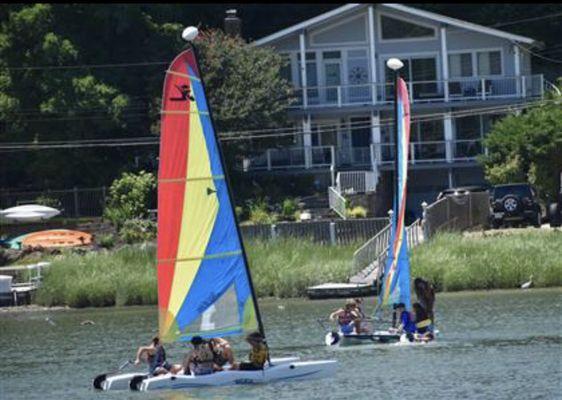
{"left": 502, "top": 195, "right": 521, "bottom": 215}
{"left": 549, "top": 203, "right": 561, "bottom": 228}
{"left": 532, "top": 211, "right": 541, "bottom": 228}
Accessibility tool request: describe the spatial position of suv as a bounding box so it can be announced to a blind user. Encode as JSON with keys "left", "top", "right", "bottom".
{"left": 490, "top": 183, "right": 541, "bottom": 228}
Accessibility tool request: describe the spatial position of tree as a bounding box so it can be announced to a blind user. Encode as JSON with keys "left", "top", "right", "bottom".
{"left": 479, "top": 83, "right": 562, "bottom": 199}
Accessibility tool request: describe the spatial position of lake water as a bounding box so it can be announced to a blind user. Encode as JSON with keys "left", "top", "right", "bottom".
{"left": 1, "top": 288, "right": 561, "bottom": 400}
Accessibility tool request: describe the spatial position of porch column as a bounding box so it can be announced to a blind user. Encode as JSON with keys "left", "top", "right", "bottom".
{"left": 444, "top": 111, "right": 454, "bottom": 163}
{"left": 514, "top": 44, "right": 521, "bottom": 96}
{"left": 303, "top": 114, "right": 312, "bottom": 169}
{"left": 299, "top": 31, "right": 308, "bottom": 108}
{"left": 368, "top": 5, "right": 377, "bottom": 105}
{"left": 371, "top": 111, "right": 382, "bottom": 166}
{"left": 440, "top": 26, "right": 449, "bottom": 102}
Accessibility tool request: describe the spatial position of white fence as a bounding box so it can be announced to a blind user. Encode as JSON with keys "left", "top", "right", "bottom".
{"left": 328, "top": 186, "right": 347, "bottom": 219}
{"left": 240, "top": 218, "right": 389, "bottom": 245}
{"left": 336, "top": 171, "right": 378, "bottom": 194}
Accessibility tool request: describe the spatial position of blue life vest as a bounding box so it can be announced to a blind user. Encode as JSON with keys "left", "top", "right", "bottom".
{"left": 400, "top": 311, "right": 416, "bottom": 334}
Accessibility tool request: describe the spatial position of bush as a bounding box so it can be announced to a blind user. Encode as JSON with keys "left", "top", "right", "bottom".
{"left": 104, "top": 171, "right": 156, "bottom": 228}
{"left": 34, "top": 194, "right": 62, "bottom": 209}
{"left": 119, "top": 219, "right": 156, "bottom": 244}
{"left": 98, "top": 233, "right": 116, "bottom": 249}
{"left": 248, "top": 199, "right": 276, "bottom": 224}
{"left": 280, "top": 198, "right": 298, "bottom": 221}
{"left": 347, "top": 206, "right": 367, "bottom": 219}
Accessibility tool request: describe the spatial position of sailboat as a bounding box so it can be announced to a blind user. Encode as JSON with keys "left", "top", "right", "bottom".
{"left": 326, "top": 70, "right": 437, "bottom": 347}
{"left": 95, "top": 27, "right": 337, "bottom": 391}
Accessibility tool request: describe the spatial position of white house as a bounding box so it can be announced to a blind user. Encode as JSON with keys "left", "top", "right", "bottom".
{"left": 242, "top": 4, "right": 544, "bottom": 215}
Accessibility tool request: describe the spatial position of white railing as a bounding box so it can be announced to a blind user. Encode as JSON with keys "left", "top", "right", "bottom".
{"left": 290, "top": 75, "right": 543, "bottom": 109}
{"left": 241, "top": 145, "right": 335, "bottom": 171}
{"left": 328, "top": 186, "right": 347, "bottom": 219}
{"left": 336, "top": 171, "right": 378, "bottom": 194}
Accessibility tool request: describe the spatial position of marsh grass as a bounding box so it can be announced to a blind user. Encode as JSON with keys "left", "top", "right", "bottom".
{"left": 411, "top": 231, "right": 562, "bottom": 291}
{"left": 35, "top": 230, "right": 562, "bottom": 307}
{"left": 35, "top": 239, "right": 358, "bottom": 307}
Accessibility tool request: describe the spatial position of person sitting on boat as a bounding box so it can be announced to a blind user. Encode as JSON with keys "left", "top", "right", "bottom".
{"left": 390, "top": 303, "right": 416, "bottom": 341}
{"left": 353, "top": 297, "right": 371, "bottom": 333}
{"left": 329, "top": 299, "right": 361, "bottom": 334}
{"left": 412, "top": 302, "right": 434, "bottom": 342}
{"left": 231, "top": 332, "right": 269, "bottom": 371}
{"left": 134, "top": 336, "right": 177, "bottom": 376}
{"left": 208, "top": 337, "right": 235, "bottom": 370}
{"left": 182, "top": 336, "right": 216, "bottom": 376}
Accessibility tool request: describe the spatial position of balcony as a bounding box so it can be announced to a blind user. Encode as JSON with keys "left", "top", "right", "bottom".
{"left": 239, "top": 139, "right": 485, "bottom": 172}
{"left": 289, "top": 75, "right": 543, "bottom": 110}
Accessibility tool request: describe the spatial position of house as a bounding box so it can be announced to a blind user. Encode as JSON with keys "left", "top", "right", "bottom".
{"left": 243, "top": 4, "right": 544, "bottom": 216}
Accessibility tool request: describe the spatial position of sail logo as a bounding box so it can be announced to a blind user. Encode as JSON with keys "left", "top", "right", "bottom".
{"left": 170, "top": 84, "right": 195, "bottom": 101}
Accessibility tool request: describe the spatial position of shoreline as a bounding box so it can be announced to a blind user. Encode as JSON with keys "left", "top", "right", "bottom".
{"left": 2, "top": 287, "right": 560, "bottom": 313}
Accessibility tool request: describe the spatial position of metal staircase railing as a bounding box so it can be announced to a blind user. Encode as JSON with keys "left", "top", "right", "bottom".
{"left": 328, "top": 186, "right": 347, "bottom": 219}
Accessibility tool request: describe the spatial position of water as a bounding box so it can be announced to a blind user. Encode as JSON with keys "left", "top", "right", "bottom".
{"left": 1, "top": 289, "right": 561, "bottom": 400}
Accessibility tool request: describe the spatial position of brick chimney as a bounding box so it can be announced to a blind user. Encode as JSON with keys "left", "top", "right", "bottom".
{"left": 224, "top": 9, "right": 241, "bottom": 37}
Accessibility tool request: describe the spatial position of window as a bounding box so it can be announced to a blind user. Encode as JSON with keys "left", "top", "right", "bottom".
{"left": 449, "top": 53, "right": 473, "bottom": 78}
{"left": 350, "top": 117, "right": 371, "bottom": 148}
{"left": 477, "top": 51, "right": 501, "bottom": 76}
{"left": 322, "top": 51, "right": 341, "bottom": 60}
{"left": 455, "top": 115, "right": 481, "bottom": 140}
{"left": 380, "top": 15, "right": 435, "bottom": 40}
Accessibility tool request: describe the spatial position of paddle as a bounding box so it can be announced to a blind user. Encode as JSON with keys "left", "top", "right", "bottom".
{"left": 92, "top": 360, "right": 133, "bottom": 390}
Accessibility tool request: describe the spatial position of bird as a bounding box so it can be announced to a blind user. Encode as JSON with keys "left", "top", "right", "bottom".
{"left": 521, "top": 275, "right": 533, "bottom": 289}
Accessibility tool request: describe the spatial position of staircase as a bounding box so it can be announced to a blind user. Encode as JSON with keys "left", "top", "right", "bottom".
{"left": 349, "top": 218, "right": 425, "bottom": 285}
{"left": 298, "top": 193, "right": 337, "bottom": 220}
{"left": 328, "top": 171, "right": 379, "bottom": 219}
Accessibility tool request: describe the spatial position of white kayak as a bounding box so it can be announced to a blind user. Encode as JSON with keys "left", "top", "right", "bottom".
{"left": 326, "top": 329, "right": 439, "bottom": 347}
{"left": 98, "top": 357, "right": 337, "bottom": 391}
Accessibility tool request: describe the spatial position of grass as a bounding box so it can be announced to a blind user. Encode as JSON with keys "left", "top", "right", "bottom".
{"left": 411, "top": 230, "right": 562, "bottom": 291}
{"left": 34, "top": 229, "right": 562, "bottom": 307}
{"left": 35, "top": 239, "right": 358, "bottom": 307}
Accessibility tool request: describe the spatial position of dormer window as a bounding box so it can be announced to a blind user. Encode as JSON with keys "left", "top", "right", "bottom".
{"left": 380, "top": 14, "right": 436, "bottom": 40}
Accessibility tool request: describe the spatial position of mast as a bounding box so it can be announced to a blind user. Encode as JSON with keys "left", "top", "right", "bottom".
{"left": 187, "top": 42, "right": 267, "bottom": 340}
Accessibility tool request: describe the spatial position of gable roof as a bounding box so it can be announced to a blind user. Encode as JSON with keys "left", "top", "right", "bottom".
{"left": 253, "top": 3, "right": 536, "bottom": 46}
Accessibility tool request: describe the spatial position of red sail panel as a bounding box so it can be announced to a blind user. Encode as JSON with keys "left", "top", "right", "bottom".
{"left": 157, "top": 52, "right": 193, "bottom": 311}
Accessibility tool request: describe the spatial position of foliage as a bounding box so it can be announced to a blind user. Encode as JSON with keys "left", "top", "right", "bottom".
{"left": 279, "top": 197, "right": 298, "bottom": 221}
{"left": 103, "top": 171, "right": 156, "bottom": 228}
{"left": 479, "top": 86, "right": 562, "bottom": 199}
{"left": 98, "top": 233, "right": 116, "bottom": 249}
{"left": 34, "top": 194, "right": 62, "bottom": 209}
{"left": 247, "top": 198, "right": 277, "bottom": 224}
{"left": 119, "top": 218, "right": 157, "bottom": 244}
{"left": 411, "top": 231, "right": 562, "bottom": 291}
{"left": 346, "top": 206, "right": 367, "bottom": 219}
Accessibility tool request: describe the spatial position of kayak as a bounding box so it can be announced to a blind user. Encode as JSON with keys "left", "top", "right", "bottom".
{"left": 97, "top": 357, "right": 337, "bottom": 391}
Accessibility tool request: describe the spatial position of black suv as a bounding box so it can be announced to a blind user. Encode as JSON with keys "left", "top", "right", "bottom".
{"left": 490, "top": 183, "right": 541, "bottom": 228}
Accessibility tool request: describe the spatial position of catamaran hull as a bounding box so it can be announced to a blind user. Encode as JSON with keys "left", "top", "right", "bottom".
{"left": 326, "top": 330, "right": 439, "bottom": 347}
{"left": 138, "top": 360, "right": 337, "bottom": 391}
{"left": 99, "top": 357, "right": 302, "bottom": 391}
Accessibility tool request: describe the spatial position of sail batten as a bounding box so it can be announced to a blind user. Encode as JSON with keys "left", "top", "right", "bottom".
{"left": 157, "top": 48, "right": 259, "bottom": 343}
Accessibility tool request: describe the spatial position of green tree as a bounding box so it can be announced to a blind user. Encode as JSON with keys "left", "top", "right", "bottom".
{"left": 104, "top": 170, "right": 156, "bottom": 227}
{"left": 195, "top": 29, "right": 293, "bottom": 131}
{"left": 479, "top": 84, "right": 562, "bottom": 199}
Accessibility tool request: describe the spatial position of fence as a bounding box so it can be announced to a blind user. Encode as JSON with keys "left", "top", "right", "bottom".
{"left": 336, "top": 171, "right": 377, "bottom": 194}
{"left": 0, "top": 187, "right": 107, "bottom": 218}
{"left": 240, "top": 218, "right": 388, "bottom": 245}
{"left": 422, "top": 192, "right": 490, "bottom": 238}
{"left": 328, "top": 186, "right": 347, "bottom": 219}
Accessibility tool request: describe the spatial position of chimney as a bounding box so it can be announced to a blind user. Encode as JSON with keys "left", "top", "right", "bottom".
{"left": 224, "top": 9, "right": 241, "bottom": 37}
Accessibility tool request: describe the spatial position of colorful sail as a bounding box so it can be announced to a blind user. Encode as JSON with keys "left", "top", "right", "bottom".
{"left": 157, "top": 48, "right": 258, "bottom": 342}
{"left": 380, "top": 77, "right": 412, "bottom": 309}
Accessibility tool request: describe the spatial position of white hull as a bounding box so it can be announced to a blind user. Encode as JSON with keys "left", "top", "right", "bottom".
{"left": 139, "top": 360, "right": 337, "bottom": 391}
{"left": 326, "top": 329, "right": 439, "bottom": 347}
{"left": 0, "top": 205, "right": 60, "bottom": 223}
{"left": 100, "top": 356, "right": 334, "bottom": 391}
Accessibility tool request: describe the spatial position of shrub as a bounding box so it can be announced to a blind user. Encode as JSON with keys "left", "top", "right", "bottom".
{"left": 34, "top": 194, "right": 62, "bottom": 209}
{"left": 119, "top": 219, "right": 157, "bottom": 244}
{"left": 98, "top": 233, "right": 116, "bottom": 249}
{"left": 280, "top": 198, "right": 298, "bottom": 221}
{"left": 104, "top": 171, "right": 156, "bottom": 228}
{"left": 248, "top": 199, "right": 276, "bottom": 224}
{"left": 347, "top": 206, "right": 367, "bottom": 219}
